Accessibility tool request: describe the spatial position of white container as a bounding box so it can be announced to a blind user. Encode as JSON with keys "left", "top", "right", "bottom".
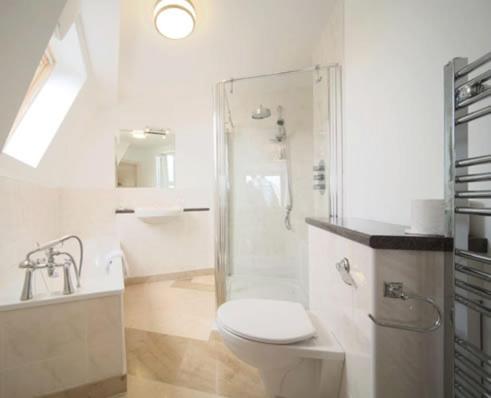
{"left": 406, "top": 199, "right": 445, "bottom": 236}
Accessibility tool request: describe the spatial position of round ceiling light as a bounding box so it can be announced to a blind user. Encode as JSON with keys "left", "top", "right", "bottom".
{"left": 153, "top": 0, "right": 196, "bottom": 40}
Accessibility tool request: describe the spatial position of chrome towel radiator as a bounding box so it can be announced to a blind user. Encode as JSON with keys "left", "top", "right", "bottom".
{"left": 444, "top": 52, "right": 491, "bottom": 398}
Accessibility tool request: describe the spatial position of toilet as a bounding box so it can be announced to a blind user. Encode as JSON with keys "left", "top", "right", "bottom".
{"left": 216, "top": 299, "right": 345, "bottom": 398}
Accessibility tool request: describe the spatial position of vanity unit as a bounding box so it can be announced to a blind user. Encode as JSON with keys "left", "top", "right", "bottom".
{"left": 307, "top": 217, "right": 452, "bottom": 398}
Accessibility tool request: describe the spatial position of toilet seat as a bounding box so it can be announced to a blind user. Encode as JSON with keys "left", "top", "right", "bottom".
{"left": 216, "top": 299, "right": 316, "bottom": 344}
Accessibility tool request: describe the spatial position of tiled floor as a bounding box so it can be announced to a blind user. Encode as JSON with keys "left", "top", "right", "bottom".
{"left": 121, "top": 274, "right": 268, "bottom": 398}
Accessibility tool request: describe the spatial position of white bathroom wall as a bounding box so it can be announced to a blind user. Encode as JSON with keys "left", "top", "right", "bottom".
{"left": 342, "top": 0, "right": 491, "bottom": 225}
{"left": 48, "top": 0, "right": 331, "bottom": 277}
{"left": 311, "top": 0, "right": 344, "bottom": 66}
{"left": 0, "top": 177, "right": 60, "bottom": 284}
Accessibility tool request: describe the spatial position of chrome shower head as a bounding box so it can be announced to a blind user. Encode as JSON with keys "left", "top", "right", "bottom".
{"left": 251, "top": 105, "right": 271, "bottom": 120}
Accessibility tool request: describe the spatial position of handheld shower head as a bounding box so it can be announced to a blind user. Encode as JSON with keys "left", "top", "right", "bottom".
{"left": 251, "top": 105, "right": 271, "bottom": 120}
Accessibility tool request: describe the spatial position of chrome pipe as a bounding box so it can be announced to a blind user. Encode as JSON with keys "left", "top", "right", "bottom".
{"left": 220, "top": 64, "right": 338, "bottom": 84}
{"left": 57, "top": 251, "right": 81, "bottom": 288}
{"left": 455, "top": 105, "right": 491, "bottom": 125}
{"left": 455, "top": 336, "right": 491, "bottom": 365}
{"left": 456, "top": 172, "right": 491, "bottom": 183}
{"left": 456, "top": 69, "right": 491, "bottom": 91}
{"left": 456, "top": 154, "right": 491, "bottom": 168}
{"left": 455, "top": 352, "right": 491, "bottom": 383}
{"left": 457, "top": 86, "right": 491, "bottom": 108}
{"left": 455, "top": 51, "right": 491, "bottom": 78}
{"left": 62, "top": 263, "right": 75, "bottom": 295}
{"left": 455, "top": 249, "right": 491, "bottom": 265}
{"left": 455, "top": 207, "right": 491, "bottom": 216}
{"left": 456, "top": 263, "right": 491, "bottom": 282}
{"left": 20, "top": 268, "right": 34, "bottom": 301}
{"left": 455, "top": 367, "right": 491, "bottom": 396}
{"left": 455, "top": 293, "right": 491, "bottom": 317}
{"left": 26, "top": 235, "right": 83, "bottom": 279}
{"left": 454, "top": 382, "right": 481, "bottom": 398}
{"left": 455, "top": 278, "right": 491, "bottom": 300}
{"left": 455, "top": 190, "right": 491, "bottom": 199}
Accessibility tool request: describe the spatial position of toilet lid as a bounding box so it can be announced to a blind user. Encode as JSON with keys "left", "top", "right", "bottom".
{"left": 217, "top": 299, "right": 316, "bottom": 344}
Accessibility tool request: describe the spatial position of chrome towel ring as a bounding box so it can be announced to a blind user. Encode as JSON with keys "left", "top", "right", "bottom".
{"left": 368, "top": 282, "right": 442, "bottom": 333}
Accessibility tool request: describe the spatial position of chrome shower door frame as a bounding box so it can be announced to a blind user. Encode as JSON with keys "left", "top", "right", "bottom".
{"left": 213, "top": 65, "right": 343, "bottom": 306}
{"left": 214, "top": 81, "right": 229, "bottom": 306}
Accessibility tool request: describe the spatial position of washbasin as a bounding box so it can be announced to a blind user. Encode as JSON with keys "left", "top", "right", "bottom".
{"left": 135, "top": 207, "right": 183, "bottom": 224}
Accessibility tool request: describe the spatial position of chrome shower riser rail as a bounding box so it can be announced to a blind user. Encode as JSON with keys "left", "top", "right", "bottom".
{"left": 455, "top": 190, "right": 491, "bottom": 199}
{"left": 455, "top": 172, "right": 491, "bottom": 183}
{"left": 455, "top": 207, "right": 491, "bottom": 216}
{"left": 455, "top": 105, "right": 491, "bottom": 125}
{"left": 456, "top": 154, "right": 491, "bottom": 168}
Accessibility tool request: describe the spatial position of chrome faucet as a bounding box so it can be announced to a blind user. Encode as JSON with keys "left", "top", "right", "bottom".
{"left": 19, "top": 235, "right": 84, "bottom": 301}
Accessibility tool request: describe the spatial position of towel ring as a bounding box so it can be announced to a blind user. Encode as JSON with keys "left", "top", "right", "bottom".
{"left": 368, "top": 282, "right": 442, "bottom": 333}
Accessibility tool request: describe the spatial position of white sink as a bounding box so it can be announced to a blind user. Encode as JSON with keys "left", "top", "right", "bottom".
{"left": 135, "top": 207, "right": 184, "bottom": 224}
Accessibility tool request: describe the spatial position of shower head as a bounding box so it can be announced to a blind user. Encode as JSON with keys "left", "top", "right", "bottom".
{"left": 251, "top": 105, "right": 271, "bottom": 120}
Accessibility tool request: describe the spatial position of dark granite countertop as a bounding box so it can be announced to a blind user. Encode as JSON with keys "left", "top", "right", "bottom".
{"left": 306, "top": 217, "right": 454, "bottom": 251}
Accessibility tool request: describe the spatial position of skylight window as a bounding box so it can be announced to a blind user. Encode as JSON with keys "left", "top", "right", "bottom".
{"left": 2, "top": 23, "right": 87, "bottom": 168}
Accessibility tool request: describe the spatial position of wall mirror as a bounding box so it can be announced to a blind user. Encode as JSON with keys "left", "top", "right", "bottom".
{"left": 115, "top": 128, "right": 175, "bottom": 188}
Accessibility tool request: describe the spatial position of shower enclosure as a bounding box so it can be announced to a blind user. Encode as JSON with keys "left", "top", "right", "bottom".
{"left": 214, "top": 65, "right": 342, "bottom": 306}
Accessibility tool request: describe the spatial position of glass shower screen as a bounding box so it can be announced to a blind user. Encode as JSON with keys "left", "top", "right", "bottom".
{"left": 214, "top": 65, "right": 342, "bottom": 306}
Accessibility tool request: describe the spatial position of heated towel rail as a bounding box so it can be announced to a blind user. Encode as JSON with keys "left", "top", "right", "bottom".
{"left": 444, "top": 52, "right": 491, "bottom": 398}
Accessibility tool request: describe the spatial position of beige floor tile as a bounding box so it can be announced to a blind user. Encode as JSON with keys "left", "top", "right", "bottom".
{"left": 123, "top": 277, "right": 267, "bottom": 398}
{"left": 171, "top": 279, "right": 215, "bottom": 292}
{"left": 124, "top": 280, "right": 216, "bottom": 341}
{"left": 125, "top": 328, "right": 267, "bottom": 398}
{"left": 117, "top": 375, "right": 227, "bottom": 397}
{"left": 191, "top": 275, "right": 215, "bottom": 286}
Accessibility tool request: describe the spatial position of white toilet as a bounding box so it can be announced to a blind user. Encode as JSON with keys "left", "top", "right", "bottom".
{"left": 216, "top": 299, "right": 345, "bottom": 398}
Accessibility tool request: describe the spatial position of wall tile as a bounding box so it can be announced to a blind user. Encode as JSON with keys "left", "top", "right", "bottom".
{"left": 3, "top": 301, "right": 87, "bottom": 369}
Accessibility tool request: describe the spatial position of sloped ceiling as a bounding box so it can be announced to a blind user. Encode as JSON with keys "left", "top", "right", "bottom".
{"left": 0, "top": 0, "right": 67, "bottom": 149}
{"left": 119, "top": 0, "right": 332, "bottom": 103}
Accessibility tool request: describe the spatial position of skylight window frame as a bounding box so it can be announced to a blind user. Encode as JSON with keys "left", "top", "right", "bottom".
{"left": 2, "top": 19, "right": 88, "bottom": 168}
{"left": 9, "top": 48, "right": 56, "bottom": 138}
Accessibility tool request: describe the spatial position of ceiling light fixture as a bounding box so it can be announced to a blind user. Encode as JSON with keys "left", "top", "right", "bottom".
{"left": 153, "top": 0, "right": 196, "bottom": 40}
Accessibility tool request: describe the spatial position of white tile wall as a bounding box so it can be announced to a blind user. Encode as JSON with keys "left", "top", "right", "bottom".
{"left": 0, "top": 176, "right": 60, "bottom": 285}
{"left": 60, "top": 187, "right": 214, "bottom": 277}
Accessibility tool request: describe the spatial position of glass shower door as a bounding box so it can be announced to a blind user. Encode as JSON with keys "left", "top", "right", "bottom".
{"left": 214, "top": 65, "right": 342, "bottom": 307}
